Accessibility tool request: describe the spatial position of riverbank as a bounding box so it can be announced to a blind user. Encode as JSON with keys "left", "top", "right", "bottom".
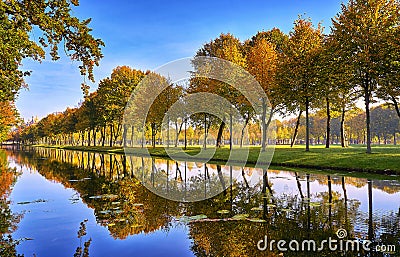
{"left": 24, "top": 144, "right": 400, "bottom": 176}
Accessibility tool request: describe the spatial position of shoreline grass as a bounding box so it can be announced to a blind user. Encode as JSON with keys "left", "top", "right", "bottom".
{"left": 20, "top": 144, "right": 400, "bottom": 176}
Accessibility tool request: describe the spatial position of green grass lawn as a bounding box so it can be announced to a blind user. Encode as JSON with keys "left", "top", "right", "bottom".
{"left": 272, "top": 144, "right": 400, "bottom": 173}
{"left": 31, "top": 144, "right": 400, "bottom": 175}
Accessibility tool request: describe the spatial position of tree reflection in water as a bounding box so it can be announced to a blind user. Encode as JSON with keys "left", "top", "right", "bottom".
{"left": 0, "top": 149, "right": 23, "bottom": 257}
{"left": 74, "top": 219, "right": 91, "bottom": 257}
{"left": 5, "top": 147, "right": 400, "bottom": 256}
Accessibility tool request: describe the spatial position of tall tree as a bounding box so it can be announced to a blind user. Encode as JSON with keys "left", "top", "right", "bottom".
{"left": 246, "top": 38, "right": 279, "bottom": 151}
{"left": 189, "top": 33, "right": 246, "bottom": 147}
{"left": 277, "top": 17, "right": 324, "bottom": 151}
{"left": 97, "top": 66, "right": 145, "bottom": 146}
{"left": 146, "top": 84, "right": 182, "bottom": 148}
{"left": 331, "top": 0, "right": 400, "bottom": 153}
{"left": 319, "top": 36, "right": 356, "bottom": 148}
{"left": 377, "top": 1, "right": 400, "bottom": 119}
{"left": 62, "top": 107, "right": 78, "bottom": 145}
{"left": 76, "top": 92, "right": 99, "bottom": 146}
{"left": 245, "top": 28, "right": 289, "bottom": 149}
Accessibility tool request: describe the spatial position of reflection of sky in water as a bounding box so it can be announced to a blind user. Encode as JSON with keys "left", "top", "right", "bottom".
{"left": 8, "top": 161, "right": 194, "bottom": 257}
{"left": 346, "top": 184, "right": 400, "bottom": 213}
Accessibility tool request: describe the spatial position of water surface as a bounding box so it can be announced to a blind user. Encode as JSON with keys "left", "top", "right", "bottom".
{"left": 1, "top": 147, "right": 399, "bottom": 256}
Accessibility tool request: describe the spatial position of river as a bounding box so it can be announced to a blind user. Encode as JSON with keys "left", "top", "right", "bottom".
{"left": 0, "top": 146, "right": 399, "bottom": 256}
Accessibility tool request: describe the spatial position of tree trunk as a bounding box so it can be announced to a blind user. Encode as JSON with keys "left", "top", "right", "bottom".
{"left": 325, "top": 98, "right": 331, "bottom": 148}
{"left": 101, "top": 126, "right": 106, "bottom": 147}
{"left": 291, "top": 110, "right": 302, "bottom": 147}
{"left": 261, "top": 98, "right": 267, "bottom": 152}
{"left": 175, "top": 120, "right": 183, "bottom": 147}
{"left": 340, "top": 106, "right": 346, "bottom": 148}
{"left": 184, "top": 119, "right": 187, "bottom": 150}
{"left": 93, "top": 128, "right": 97, "bottom": 146}
{"left": 109, "top": 124, "right": 113, "bottom": 147}
{"left": 364, "top": 77, "right": 372, "bottom": 154}
{"left": 265, "top": 107, "right": 274, "bottom": 146}
{"left": 394, "top": 132, "right": 397, "bottom": 146}
{"left": 240, "top": 114, "right": 250, "bottom": 148}
{"left": 175, "top": 121, "right": 178, "bottom": 147}
{"left": 305, "top": 97, "right": 310, "bottom": 152}
{"left": 122, "top": 124, "right": 128, "bottom": 147}
{"left": 229, "top": 114, "right": 233, "bottom": 150}
{"left": 141, "top": 127, "right": 145, "bottom": 148}
{"left": 88, "top": 129, "right": 91, "bottom": 146}
{"left": 216, "top": 121, "right": 226, "bottom": 148}
{"left": 167, "top": 116, "right": 170, "bottom": 148}
{"left": 151, "top": 123, "right": 156, "bottom": 148}
{"left": 131, "top": 126, "right": 135, "bottom": 147}
{"left": 203, "top": 114, "right": 207, "bottom": 149}
{"left": 114, "top": 124, "right": 122, "bottom": 146}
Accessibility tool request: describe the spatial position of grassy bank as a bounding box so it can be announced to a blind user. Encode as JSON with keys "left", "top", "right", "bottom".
{"left": 28, "top": 144, "right": 400, "bottom": 175}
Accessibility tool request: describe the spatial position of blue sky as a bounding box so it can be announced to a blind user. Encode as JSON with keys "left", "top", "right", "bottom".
{"left": 16, "top": 0, "right": 344, "bottom": 120}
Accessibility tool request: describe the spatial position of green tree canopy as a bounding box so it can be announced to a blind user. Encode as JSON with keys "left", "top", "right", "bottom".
{"left": 0, "top": 0, "right": 104, "bottom": 101}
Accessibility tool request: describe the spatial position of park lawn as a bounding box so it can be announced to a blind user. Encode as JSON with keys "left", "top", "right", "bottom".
{"left": 32, "top": 144, "right": 400, "bottom": 174}
{"left": 272, "top": 145, "right": 400, "bottom": 173}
